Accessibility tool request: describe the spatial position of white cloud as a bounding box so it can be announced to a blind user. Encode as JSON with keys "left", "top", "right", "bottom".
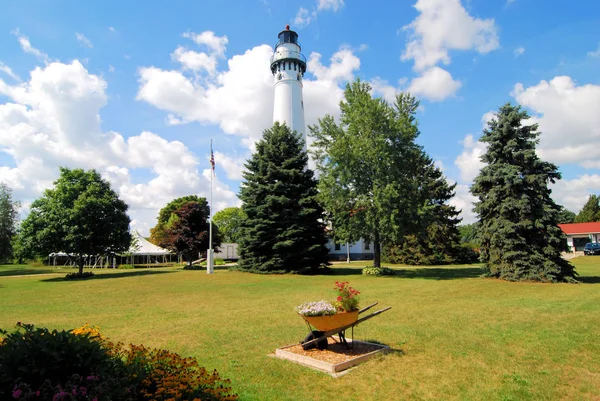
{"left": 0, "top": 62, "right": 20, "bottom": 81}
{"left": 108, "top": 26, "right": 116, "bottom": 32}
{"left": 369, "top": 77, "right": 403, "bottom": 104}
{"left": 108, "top": 65, "right": 115, "bottom": 73}
{"left": 449, "top": 183, "right": 478, "bottom": 224}
{"left": 137, "top": 41, "right": 360, "bottom": 151}
{"left": 75, "top": 32, "right": 93, "bottom": 48}
{"left": 407, "top": 66, "right": 462, "bottom": 101}
{"left": 402, "top": 0, "right": 499, "bottom": 71}
{"left": 308, "top": 47, "right": 360, "bottom": 83}
{"left": 12, "top": 29, "right": 49, "bottom": 63}
{"left": 512, "top": 76, "right": 600, "bottom": 167}
{"left": 550, "top": 174, "right": 600, "bottom": 213}
{"left": 0, "top": 60, "right": 238, "bottom": 235}
{"left": 294, "top": 0, "right": 344, "bottom": 28}
{"left": 171, "top": 47, "right": 217, "bottom": 74}
{"left": 454, "top": 134, "right": 486, "bottom": 183}
{"left": 514, "top": 46, "right": 525, "bottom": 57}
{"left": 170, "top": 31, "right": 229, "bottom": 75}
{"left": 214, "top": 151, "right": 246, "bottom": 180}
{"left": 317, "top": 0, "right": 344, "bottom": 12}
{"left": 588, "top": 43, "right": 600, "bottom": 58}
{"left": 481, "top": 110, "right": 496, "bottom": 128}
{"left": 182, "top": 31, "right": 228, "bottom": 58}
{"left": 294, "top": 8, "right": 314, "bottom": 28}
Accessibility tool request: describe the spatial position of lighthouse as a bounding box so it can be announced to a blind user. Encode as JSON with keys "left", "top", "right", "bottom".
{"left": 270, "top": 25, "right": 307, "bottom": 148}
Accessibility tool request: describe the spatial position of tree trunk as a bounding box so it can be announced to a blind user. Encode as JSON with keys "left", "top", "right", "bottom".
{"left": 77, "top": 253, "right": 84, "bottom": 275}
{"left": 373, "top": 232, "right": 381, "bottom": 268}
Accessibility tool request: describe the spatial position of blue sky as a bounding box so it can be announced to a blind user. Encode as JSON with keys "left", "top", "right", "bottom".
{"left": 1, "top": 0, "right": 599, "bottom": 234}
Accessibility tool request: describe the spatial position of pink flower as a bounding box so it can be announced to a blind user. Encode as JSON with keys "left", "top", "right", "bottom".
{"left": 12, "top": 389, "right": 22, "bottom": 399}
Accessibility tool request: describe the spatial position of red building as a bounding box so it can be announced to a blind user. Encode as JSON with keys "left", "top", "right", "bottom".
{"left": 558, "top": 222, "right": 600, "bottom": 251}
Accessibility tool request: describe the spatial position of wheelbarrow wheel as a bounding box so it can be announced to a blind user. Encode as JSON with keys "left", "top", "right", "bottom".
{"left": 301, "top": 330, "right": 328, "bottom": 350}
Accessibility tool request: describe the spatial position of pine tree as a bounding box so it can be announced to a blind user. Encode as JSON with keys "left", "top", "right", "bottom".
{"left": 383, "top": 153, "right": 466, "bottom": 265}
{"left": 238, "top": 122, "right": 329, "bottom": 273}
{"left": 574, "top": 195, "right": 600, "bottom": 223}
{"left": 471, "top": 103, "right": 576, "bottom": 282}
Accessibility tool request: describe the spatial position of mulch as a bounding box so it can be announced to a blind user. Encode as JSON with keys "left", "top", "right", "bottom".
{"left": 284, "top": 337, "right": 384, "bottom": 365}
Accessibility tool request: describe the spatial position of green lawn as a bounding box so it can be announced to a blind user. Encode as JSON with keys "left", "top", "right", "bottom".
{"left": 1, "top": 258, "right": 599, "bottom": 400}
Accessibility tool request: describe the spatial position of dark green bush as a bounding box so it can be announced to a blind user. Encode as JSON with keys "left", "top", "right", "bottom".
{"left": 0, "top": 323, "right": 238, "bottom": 401}
{"left": 65, "top": 271, "right": 95, "bottom": 280}
{"left": 0, "top": 323, "right": 123, "bottom": 400}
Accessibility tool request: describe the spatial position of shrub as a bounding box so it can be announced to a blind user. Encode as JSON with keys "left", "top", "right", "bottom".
{"left": 0, "top": 323, "right": 238, "bottom": 401}
{"left": 0, "top": 322, "right": 122, "bottom": 400}
{"left": 65, "top": 271, "right": 95, "bottom": 280}
{"left": 118, "top": 264, "right": 135, "bottom": 269}
{"left": 183, "top": 264, "right": 203, "bottom": 270}
{"left": 362, "top": 266, "right": 395, "bottom": 276}
{"left": 455, "top": 243, "right": 480, "bottom": 264}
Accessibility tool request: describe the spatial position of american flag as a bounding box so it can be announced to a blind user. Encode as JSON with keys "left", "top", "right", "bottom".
{"left": 210, "top": 143, "right": 215, "bottom": 175}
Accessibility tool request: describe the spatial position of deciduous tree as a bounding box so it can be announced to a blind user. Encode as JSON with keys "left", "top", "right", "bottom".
{"left": 310, "top": 79, "right": 426, "bottom": 267}
{"left": 165, "top": 201, "right": 221, "bottom": 266}
{"left": 0, "top": 183, "right": 20, "bottom": 263}
{"left": 17, "top": 168, "right": 131, "bottom": 274}
{"left": 212, "top": 207, "right": 245, "bottom": 243}
{"left": 149, "top": 195, "right": 205, "bottom": 247}
{"left": 238, "top": 122, "right": 329, "bottom": 273}
{"left": 470, "top": 103, "right": 576, "bottom": 282}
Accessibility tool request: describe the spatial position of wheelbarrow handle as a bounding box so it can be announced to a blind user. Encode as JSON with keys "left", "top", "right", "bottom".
{"left": 359, "top": 302, "right": 378, "bottom": 314}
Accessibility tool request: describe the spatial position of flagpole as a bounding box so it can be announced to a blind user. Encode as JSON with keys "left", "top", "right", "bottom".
{"left": 208, "top": 138, "right": 214, "bottom": 274}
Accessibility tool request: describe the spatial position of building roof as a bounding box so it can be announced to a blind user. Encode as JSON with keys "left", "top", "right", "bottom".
{"left": 129, "top": 231, "right": 172, "bottom": 255}
{"left": 558, "top": 222, "right": 600, "bottom": 235}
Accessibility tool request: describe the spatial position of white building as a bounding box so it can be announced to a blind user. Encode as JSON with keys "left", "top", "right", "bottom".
{"left": 270, "top": 25, "right": 307, "bottom": 147}
{"left": 325, "top": 239, "right": 375, "bottom": 261}
{"left": 269, "top": 25, "right": 372, "bottom": 262}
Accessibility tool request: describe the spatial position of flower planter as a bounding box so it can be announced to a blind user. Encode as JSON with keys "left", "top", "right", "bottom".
{"left": 302, "top": 310, "right": 359, "bottom": 331}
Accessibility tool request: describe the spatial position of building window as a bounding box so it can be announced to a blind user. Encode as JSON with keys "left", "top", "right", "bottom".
{"left": 334, "top": 243, "right": 341, "bottom": 251}
{"left": 364, "top": 242, "right": 370, "bottom": 251}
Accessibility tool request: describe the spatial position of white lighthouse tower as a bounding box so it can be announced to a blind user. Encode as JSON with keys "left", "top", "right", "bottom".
{"left": 270, "top": 25, "right": 307, "bottom": 148}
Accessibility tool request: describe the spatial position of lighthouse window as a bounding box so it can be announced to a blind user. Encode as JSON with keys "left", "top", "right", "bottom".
{"left": 293, "top": 63, "right": 297, "bottom": 71}
{"left": 278, "top": 73, "right": 282, "bottom": 80}
{"left": 301, "top": 100, "right": 304, "bottom": 110}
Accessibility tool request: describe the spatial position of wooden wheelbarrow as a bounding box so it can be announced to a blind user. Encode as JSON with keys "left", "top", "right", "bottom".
{"left": 300, "top": 302, "right": 391, "bottom": 350}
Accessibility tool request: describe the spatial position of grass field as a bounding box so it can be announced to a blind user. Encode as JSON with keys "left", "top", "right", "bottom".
{"left": 1, "top": 258, "right": 599, "bottom": 400}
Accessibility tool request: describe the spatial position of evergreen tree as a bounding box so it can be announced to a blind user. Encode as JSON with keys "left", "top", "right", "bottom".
{"left": 470, "top": 103, "right": 576, "bottom": 282}
{"left": 238, "top": 122, "right": 329, "bottom": 273}
{"left": 574, "top": 195, "right": 600, "bottom": 223}
{"left": 557, "top": 206, "right": 576, "bottom": 224}
{"left": 383, "top": 153, "right": 466, "bottom": 265}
